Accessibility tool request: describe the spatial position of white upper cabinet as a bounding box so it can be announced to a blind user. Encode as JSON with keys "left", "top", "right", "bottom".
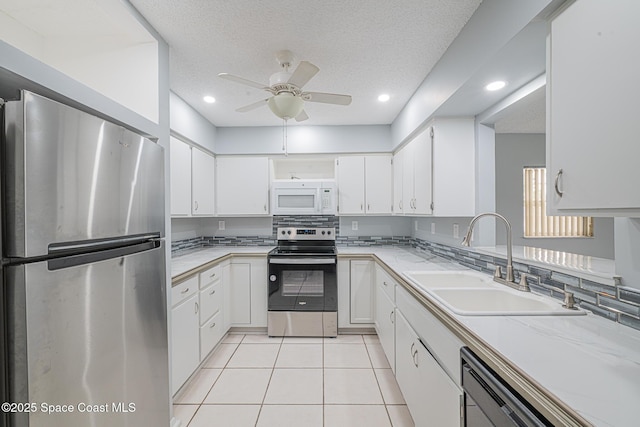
{"left": 191, "top": 147, "right": 215, "bottom": 216}
{"left": 365, "top": 155, "right": 393, "bottom": 214}
{"left": 170, "top": 137, "right": 192, "bottom": 216}
{"left": 337, "top": 155, "right": 393, "bottom": 215}
{"left": 337, "top": 156, "right": 365, "bottom": 214}
{"left": 396, "top": 127, "right": 433, "bottom": 216}
{"left": 393, "top": 119, "right": 475, "bottom": 217}
{"left": 547, "top": 0, "right": 640, "bottom": 216}
{"left": 216, "top": 156, "right": 270, "bottom": 216}
{"left": 431, "top": 118, "right": 475, "bottom": 217}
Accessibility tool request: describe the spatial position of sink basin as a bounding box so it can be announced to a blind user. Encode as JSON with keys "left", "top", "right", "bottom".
{"left": 429, "top": 288, "right": 585, "bottom": 316}
{"left": 403, "top": 271, "right": 494, "bottom": 289}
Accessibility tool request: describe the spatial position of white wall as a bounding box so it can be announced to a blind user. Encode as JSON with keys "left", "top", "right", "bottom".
{"left": 614, "top": 218, "right": 640, "bottom": 289}
{"left": 495, "top": 133, "right": 614, "bottom": 259}
{"left": 215, "top": 125, "right": 391, "bottom": 155}
{"left": 170, "top": 91, "right": 217, "bottom": 152}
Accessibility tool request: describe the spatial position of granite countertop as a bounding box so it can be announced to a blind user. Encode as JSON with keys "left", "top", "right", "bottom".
{"left": 170, "top": 245, "right": 639, "bottom": 426}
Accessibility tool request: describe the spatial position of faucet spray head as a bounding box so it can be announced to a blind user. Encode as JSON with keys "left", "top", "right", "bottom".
{"left": 461, "top": 231, "right": 472, "bottom": 247}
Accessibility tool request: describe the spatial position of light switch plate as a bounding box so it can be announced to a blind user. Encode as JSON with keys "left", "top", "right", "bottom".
{"left": 453, "top": 223, "right": 459, "bottom": 239}
{"left": 431, "top": 223, "right": 436, "bottom": 234}
{"left": 352, "top": 221, "right": 358, "bottom": 231}
{"left": 218, "top": 220, "right": 225, "bottom": 230}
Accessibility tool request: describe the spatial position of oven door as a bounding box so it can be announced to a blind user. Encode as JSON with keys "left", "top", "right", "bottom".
{"left": 268, "top": 257, "right": 337, "bottom": 311}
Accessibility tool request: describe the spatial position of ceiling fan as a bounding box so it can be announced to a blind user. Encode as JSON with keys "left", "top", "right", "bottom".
{"left": 218, "top": 50, "right": 352, "bottom": 122}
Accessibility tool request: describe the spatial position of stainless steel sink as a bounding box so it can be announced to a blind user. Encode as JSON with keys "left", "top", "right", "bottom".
{"left": 429, "top": 288, "right": 585, "bottom": 316}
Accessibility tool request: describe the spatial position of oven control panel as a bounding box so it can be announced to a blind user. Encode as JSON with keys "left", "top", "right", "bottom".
{"left": 276, "top": 227, "right": 336, "bottom": 241}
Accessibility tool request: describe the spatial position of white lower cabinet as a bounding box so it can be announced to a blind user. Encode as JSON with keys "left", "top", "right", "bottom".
{"left": 350, "top": 259, "right": 375, "bottom": 324}
{"left": 170, "top": 276, "right": 200, "bottom": 395}
{"left": 395, "top": 310, "right": 463, "bottom": 427}
{"left": 375, "top": 282, "right": 395, "bottom": 372}
{"left": 200, "top": 310, "right": 223, "bottom": 361}
{"left": 374, "top": 265, "right": 396, "bottom": 373}
{"left": 229, "top": 257, "right": 268, "bottom": 327}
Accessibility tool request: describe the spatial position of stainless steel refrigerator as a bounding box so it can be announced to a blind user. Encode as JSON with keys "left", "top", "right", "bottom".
{"left": 1, "top": 90, "right": 169, "bottom": 426}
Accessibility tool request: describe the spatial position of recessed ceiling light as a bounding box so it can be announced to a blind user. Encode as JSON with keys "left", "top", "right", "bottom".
{"left": 485, "top": 81, "right": 506, "bottom": 91}
{"left": 378, "top": 94, "right": 390, "bottom": 102}
{"left": 203, "top": 95, "right": 216, "bottom": 103}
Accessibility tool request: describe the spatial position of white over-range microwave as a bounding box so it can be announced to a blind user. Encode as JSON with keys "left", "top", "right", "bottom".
{"left": 271, "top": 180, "right": 337, "bottom": 215}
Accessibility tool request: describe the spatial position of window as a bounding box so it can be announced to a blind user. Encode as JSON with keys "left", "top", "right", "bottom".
{"left": 523, "top": 167, "right": 593, "bottom": 238}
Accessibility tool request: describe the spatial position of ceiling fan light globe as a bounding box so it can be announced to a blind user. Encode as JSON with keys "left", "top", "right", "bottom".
{"left": 268, "top": 93, "right": 304, "bottom": 120}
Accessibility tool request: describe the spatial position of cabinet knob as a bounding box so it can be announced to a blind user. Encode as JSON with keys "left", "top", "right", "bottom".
{"left": 210, "top": 272, "right": 216, "bottom": 278}
{"left": 195, "top": 302, "right": 199, "bottom": 314}
{"left": 389, "top": 310, "right": 394, "bottom": 324}
{"left": 181, "top": 287, "right": 190, "bottom": 294}
{"left": 194, "top": 200, "right": 199, "bottom": 211}
{"left": 210, "top": 289, "right": 216, "bottom": 295}
{"left": 209, "top": 322, "right": 216, "bottom": 328}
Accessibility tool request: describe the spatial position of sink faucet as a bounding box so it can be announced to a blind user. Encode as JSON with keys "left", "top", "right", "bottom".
{"left": 461, "top": 212, "right": 530, "bottom": 292}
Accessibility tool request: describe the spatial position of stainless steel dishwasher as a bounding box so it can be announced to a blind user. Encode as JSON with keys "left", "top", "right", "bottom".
{"left": 461, "top": 347, "right": 553, "bottom": 427}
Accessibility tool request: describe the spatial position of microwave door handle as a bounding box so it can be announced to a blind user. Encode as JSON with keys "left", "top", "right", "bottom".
{"left": 315, "top": 187, "right": 321, "bottom": 212}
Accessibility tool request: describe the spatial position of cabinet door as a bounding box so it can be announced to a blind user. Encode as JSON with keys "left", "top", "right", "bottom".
{"left": 229, "top": 262, "right": 251, "bottom": 325}
{"left": 401, "top": 143, "right": 415, "bottom": 215}
{"left": 393, "top": 150, "right": 404, "bottom": 214}
{"left": 222, "top": 263, "right": 232, "bottom": 331}
{"left": 395, "top": 311, "right": 424, "bottom": 423}
{"left": 350, "top": 260, "right": 374, "bottom": 324}
{"left": 248, "top": 257, "right": 268, "bottom": 327}
{"left": 375, "top": 281, "right": 395, "bottom": 373}
{"left": 337, "top": 156, "right": 365, "bottom": 215}
{"left": 170, "top": 137, "right": 191, "bottom": 216}
{"left": 431, "top": 119, "right": 475, "bottom": 217}
{"left": 412, "top": 129, "right": 433, "bottom": 215}
{"left": 171, "top": 294, "right": 199, "bottom": 394}
{"left": 200, "top": 310, "right": 223, "bottom": 361}
{"left": 415, "top": 339, "right": 463, "bottom": 427}
{"left": 216, "top": 157, "right": 270, "bottom": 215}
{"left": 191, "top": 148, "right": 215, "bottom": 216}
{"left": 548, "top": 0, "right": 640, "bottom": 215}
{"left": 365, "top": 155, "right": 393, "bottom": 214}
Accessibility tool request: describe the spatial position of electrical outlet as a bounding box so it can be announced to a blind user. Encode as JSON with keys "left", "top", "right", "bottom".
{"left": 352, "top": 221, "right": 358, "bottom": 231}
{"left": 218, "top": 220, "right": 225, "bottom": 230}
{"left": 431, "top": 223, "right": 436, "bottom": 234}
{"left": 453, "top": 223, "right": 459, "bottom": 239}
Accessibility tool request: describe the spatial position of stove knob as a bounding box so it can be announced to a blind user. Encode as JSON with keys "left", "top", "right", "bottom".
{"left": 287, "top": 230, "right": 292, "bottom": 235}
{"left": 322, "top": 231, "right": 326, "bottom": 235}
{"left": 281, "top": 230, "right": 286, "bottom": 235}
{"left": 327, "top": 230, "right": 332, "bottom": 235}
{"left": 269, "top": 275, "right": 277, "bottom": 282}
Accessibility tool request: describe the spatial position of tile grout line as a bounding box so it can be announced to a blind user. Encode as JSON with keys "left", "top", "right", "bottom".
{"left": 254, "top": 337, "right": 283, "bottom": 427}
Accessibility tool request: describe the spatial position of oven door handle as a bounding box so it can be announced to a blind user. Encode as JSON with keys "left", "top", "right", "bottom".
{"left": 269, "top": 257, "right": 336, "bottom": 265}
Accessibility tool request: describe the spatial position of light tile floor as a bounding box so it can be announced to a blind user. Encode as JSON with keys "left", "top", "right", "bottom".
{"left": 173, "top": 333, "right": 415, "bottom": 427}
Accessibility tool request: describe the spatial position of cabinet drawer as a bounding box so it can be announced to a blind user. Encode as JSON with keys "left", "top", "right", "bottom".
{"left": 397, "top": 285, "right": 463, "bottom": 385}
{"left": 200, "top": 311, "right": 223, "bottom": 361}
{"left": 172, "top": 276, "right": 198, "bottom": 307}
{"left": 199, "top": 281, "right": 223, "bottom": 325}
{"left": 375, "top": 263, "right": 396, "bottom": 302}
{"left": 199, "top": 264, "right": 222, "bottom": 289}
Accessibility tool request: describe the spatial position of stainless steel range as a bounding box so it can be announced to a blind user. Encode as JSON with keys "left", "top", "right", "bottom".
{"left": 267, "top": 227, "right": 337, "bottom": 337}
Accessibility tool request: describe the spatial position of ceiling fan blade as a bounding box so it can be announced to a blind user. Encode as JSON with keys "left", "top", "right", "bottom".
{"left": 295, "top": 110, "right": 309, "bottom": 122}
{"left": 236, "top": 98, "right": 270, "bottom": 112}
{"left": 287, "top": 61, "right": 319, "bottom": 89}
{"left": 303, "top": 92, "right": 352, "bottom": 105}
{"left": 219, "top": 73, "right": 269, "bottom": 90}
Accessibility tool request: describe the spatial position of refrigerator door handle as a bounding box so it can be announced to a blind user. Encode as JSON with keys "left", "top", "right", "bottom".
{"left": 48, "top": 233, "right": 161, "bottom": 255}
{"left": 47, "top": 240, "right": 160, "bottom": 271}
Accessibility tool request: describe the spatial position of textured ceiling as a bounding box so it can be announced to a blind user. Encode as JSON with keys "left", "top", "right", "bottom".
{"left": 129, "top": 0, "right": 482, "bottom": 127}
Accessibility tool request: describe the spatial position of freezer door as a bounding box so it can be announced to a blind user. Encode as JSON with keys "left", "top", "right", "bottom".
{"left": 3, "top": 90, "right": 165, "bottom": 258}
{"left": 5, "top": 242, "right": 169, "bottom": 427}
